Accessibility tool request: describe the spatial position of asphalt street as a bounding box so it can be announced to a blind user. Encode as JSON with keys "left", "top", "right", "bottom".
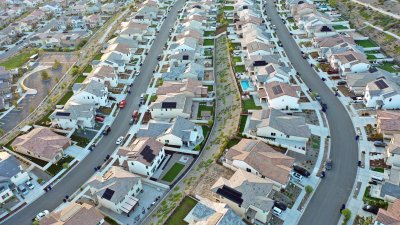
{"left": 0, "top": 19, "right": 57, "bottom": 61}
{"left": 264, "top": 2, "right": 359, "bottom": 225}
{"left": 2, "top": 1, "right": 186, "bottom": 224}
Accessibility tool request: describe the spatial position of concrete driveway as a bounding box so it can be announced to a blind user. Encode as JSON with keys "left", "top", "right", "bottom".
{"left": 264, "top": 2, "right": 359, "bottom": 225}
{"left": 1, "top": 1, "right": 186, "bottom": 224}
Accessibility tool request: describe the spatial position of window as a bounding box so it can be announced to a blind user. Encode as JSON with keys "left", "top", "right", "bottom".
{"left": 246, "top": 168, "right": 251, "bottom": 172}
{"left": 271, "top": 132, "right": 276, "bottom": 136}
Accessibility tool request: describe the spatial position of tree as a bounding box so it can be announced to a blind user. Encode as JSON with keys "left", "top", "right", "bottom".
{"left": 71, "top": 66, "right": 80, "bottom": 76}
{"left": 341, "top": 208, "right": 351, "bottom": 224}
{"left": 41, "top": 70, "right": 51, "bottom": 80}
{"left": 305, "top": 185, "right": 314, "bottom": 194}
{"left": 52, "top": 59, "right": 61, "bottom": 70}
{"left": 62, "top": 162, "right": 69, "bottom": 169}
{"left": 328, "top": 0, "right": 337, "bottom": 7}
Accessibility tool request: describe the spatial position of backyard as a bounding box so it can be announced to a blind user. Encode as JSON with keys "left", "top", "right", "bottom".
{"left": 242, "top": 97, "right": 262, "bottom": 111}
{"left": 355, "top": 39, "right": 378, "bottom": 48}
{"left": 197, "top": 104, "right": 214, "bottom": 118}
{"left": 164, "top": 196, "right": 197, "bottom": 225}
{"left": 162, "top": 163, "right": 185, "bottom": 182}
{"left": 234, "top": 65, "right": 246, "bottom": 73}
{"left": 377, "top": 62, "right": 400, "bottom": 73}
{"left": 332, "top": 25, "right": 348, "bottom": 30}
{"left": 57, "top": 91, "right": 73, "bottom": 105}
{"left": 239, "top": 115, "right": 247, "bottom": 133}
{"left": 203, "top": 39, "right": 215, "bottom": 46}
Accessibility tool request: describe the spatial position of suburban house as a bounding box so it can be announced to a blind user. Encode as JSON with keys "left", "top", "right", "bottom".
{"left": 11, "top": 127, "right": 71, "bottom": 163}
{"left": 104, "top": 43, "right": 132, "bottom": 62}
{"left": 71, "top": 80, "right": 109, "bottom": 107}
{"left": 88, "top": 65, "right": 119, "bottom": 88}
{"left": 245, "top": 54, "right": 281, "bottom": 76}
{"left": 117, "top": 138, "right": 166, "bottom": 177}
{"left": 249, "top": 108, "right": 311, "bottom": 153}
{"left": 253, "top": 63, "right": 291, "bottom": 88}
{"left": 136, "top": 116, "right": 203, "bottom": 150}
{"left": 170, "top": 37, "right": 199, "bottom": 56}
{"left": 50, "top": 101, "right": 96, "bottom": 129}
{"left": 313, "top": 34, "right": 356, "bottom": 58}
{"left": 386, "top": 134, "right": 400, "bottom": 167}
{"left": 328, "top": 50, "right": 370, "bottom": 75}
{"left": 162, "top": 62, "right": 205, "bottom": 81}
{"left": 149, "top": 93, "right": 193, "bottom": 120}
{"left": 290, "top": 3, "right": 316, "bottom": 18}
{"left": 156, "top": 79, "right": 208, "bottom": 97}
{"left": 223, "top": 139, "right": 295, "bottom": 189}
{"left": 211, "top": 169, "right": 275, "bottom": 224}
{"left": 374, "top": 199, "right": 400, "bottom": 225}
{"left": 39, "top": 202, "right": 107, "bottom": 225}
{"left": 0, "top": 151, "right": 30, "bottom": 186}
{"left": 184, "top": 196, "right": 246, "bottom": 225}
{"left": 86, "top": 166, "right": 143, "bottom": 215}
{"left": 100, "top": 52, "right": 127, "bottom": 73}
{"left": 377, "top": 110, "right": 400, "bottom": 137}
{"left": 363, "top": 78, "right": 400, "bottom": 109}
{"left": 345, "top": 69, "right": 396, "bottom": 96}
{"left": 0, "top": 182, "right": 13, "bottom": 204}
{"left": 258, "top": 81, "right": 300, "bottom": 110}
{"left": 0, "top": 66, "right": 12, "bottom": 109}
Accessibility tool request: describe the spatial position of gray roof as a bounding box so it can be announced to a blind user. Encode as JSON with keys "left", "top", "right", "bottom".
{"left": 0, "top": 153, "right": 22, "bottom": 182}
{"left": 367, "top": 78, "right": 400, "bottom": 98}
{"left": 50, "top": 102, "right": 95, "bottom": 120}
{"left": 245, "top": 54, "right": 280, "bottom": 69}
{"left": 162, "top": 62, "right": 204, "bottom": 81}
{"left": 381, "top": 182, "right": 400, "bottom": 199}
{"left": 168, "top": 116, "right": 195, "bottom": 141}
{"left": 150, "top": 94, "right": 193, "bottom": 114}
{"left": 102, "top": 52, "right": 125, "bottom": 66}
{"left": 81, "top": 80, "right": 107, "bottom": 97}
{"left": 249, "top": 108, "right": 311, "bottom": 138}
{"left": 136, "top": 122, "right": 171, "bottom": 138}
{"left": 108, "top": 36, "right": 138, "bottom": 49}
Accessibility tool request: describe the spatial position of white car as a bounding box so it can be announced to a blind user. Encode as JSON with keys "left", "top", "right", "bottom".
{"left": 116, "top": 136, "right": 124, "bottom": 145}
{"left": 291, "top": 171, "right": 303, "bottom": 182}
{"left": 36, "top": 210, "right": 49, "bottom": 220}
{"left": 26, "top": 181, "right": 34, "bottom": 190}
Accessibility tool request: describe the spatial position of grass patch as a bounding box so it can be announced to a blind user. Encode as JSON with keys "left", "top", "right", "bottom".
{"left": 203, "top": 39, "right": 215, "bottom": 46}
{"left": 204, "top": 31, "right": 215, "bottom": 37}
{"left": 239, "top": 115, "right": 248, "bottom": 133}
{"left": 93, "top": 52, "right": 103, "bottom": 60}
{"left": 232, "top": 56, "right": 242, "bottom": 64}
{"left": 75, "top": 74, "right": 86, "bottom": 83}
{"left": 205, "top": 85, "right": 213, "bottom": 92}
{"left": 144, "top": 94, "right": 157, "bottom": 103}
{"left": 162, "top": 163, "right": 185, "bottom": 182}
{"left": 202, "top": 125, "right": 211, "bottom": 140}
{"left": 83, "top": 65, "right": 92, "bottom": 73}
{"left": 17, "top": 152, "right": 48, "bottom": 167}
{"left": 57, "top": 91, "right": 73, "bottom": 105}
{"left": 287, "top": 17, "right": 295, "bottom": 23}
{"left": 0, "top": 51, "right": 36, "bottom": 70}
{"left": 104, "top": 217, "right": 120, "bottom": 225}
{"left": 165, "top": 196, "right": 197, "bottom": 225}
{"left": 363, "top": 186, "right": 388, "bottom": 209}
{"left": 377, "top": 62, "right": 400, "bottom": 73}
{"left": 70, "top": 134, "right": 90, "bottom": 148}
{"left": 226, "top": 138, "right": 241, "bottom": 149}
{"left": 355, "top": 39, "right": 378, "bottom": 48}
{"left": 223, "top": 5, "right": 234, "bottom": 10}
{"left": 371, "top": 167, "right": 385, "bottom": 173}
{"left": 46, "top": 156, "right": 74, "bottom": 176}
{"left": 234, "top": 65, "right": 246, "bottom": 73}
{"left": 242, "top": 98, "right": 261, "bottom": 110}
{"left": 197, "top": 104, "right": 214, "bottom": 118}
{"left": 332, "top": 25, "right": 348, "bottom": 30}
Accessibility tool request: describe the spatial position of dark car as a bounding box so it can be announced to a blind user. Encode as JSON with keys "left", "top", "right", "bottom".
{"left": 325, "top": 159, "right": 332, "bottom": 170}
{"left": 337, "top": 81, "right": 347, "bottom": 85}
{"left": 340, "top": 204, "right": 345, "bottom": 212}
{"left": 129, "top": 118, "right": 134, "bottom": 125}
{"left": 374, "top": 141, "right": 386, "bottom": 147}
{"left": 108, "top": 96, "right": 116, "bottom": 101}
{"left": 368, "top": 180, "right": 377, "bottom": 185}
{"left": 274, "top": 201, "right": 287, "bottom": 211}
{"left": 102, "top": 125, "right": 111, "bottom": 135}
{"left": 362, "top": 204, "right": 379, "bottom": 214}
{"left": 293, "top": 165, "right": 310, "bottom": 177}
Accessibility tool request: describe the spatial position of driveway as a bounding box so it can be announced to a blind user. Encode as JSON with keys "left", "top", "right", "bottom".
{"left": 264, "top": 2, "right": 358, "bottom": 225}
{"left": 1, "top": 2, "right": 186, "bottom": 224}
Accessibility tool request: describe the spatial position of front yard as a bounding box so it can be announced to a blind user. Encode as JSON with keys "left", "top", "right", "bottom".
{"left": 162, "top": 163, "right": 185, "bottom": 182}
{"left": 46, "top": 156, "right": 74, "bottom": 176}
{"left": 363, "top": 186, "right": 388, "bottom": 209}
{"left": 70, "top": 134, "right": 90, "bottom": 148}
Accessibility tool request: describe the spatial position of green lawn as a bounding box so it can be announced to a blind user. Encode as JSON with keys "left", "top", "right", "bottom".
{"left": 232, "top": 56, "right": 242, "bottom": 64}
{"left": 70, "top": 134, "right": 90, "bottom": 148}
{"left": 204, "top": 49, "right": 213, "bottom": 57}
{"left": 332, "top": 25, "right": 348, "bottom": 30}
{"left": 57, "top": 91, "right": 73, "bottom": 105}
{"left": 367, "top": 54, "right": 377, "bottom": 60}
{"left": 46, "top": 156, "right": 74, "bottom": 176}
{"left": 223, "top": 5, "right": 234, "bottom": 10}
{"left": 162, "top": 163, "right": 185, "bottom": 182}
{"left": 165, "top": 196, "right": 197, "bottom": 225}
{"left": 287, "top": 17, "right": 295, "bottom": 23}
{"left": 202, "top": 125, "right": 211, "bottom": 140}
{"left": 205, "top": 85, "right": 214, "bottom": 92}
{"left": 378, "top": 62, "right": 400, "bottom": 73}
{"left": 75, "top": 74, "right": 86, "bottom": 83}
{"left": 203, "top": 39, "right": 215, "bottom": 46}
{"left": 234, "top": 65, "right": 246, "bottom": 73}
{"left": 242, "top": 97, "right": 261, "bottom": 110}
{"left": 226, "top": 138, "right": 241, "bottom": 149}
{"left": 371, "top": 167, "right": 385, "bottom": 173}
{"left": 204, "top": 31, "right": 215, "bottom": 37}
{"left": 197, "top": 104, "right": 214, "bottom": 118}
{"left": 83, "top": 65, "right": 92, "bottom": 73}
{"left": 363, "top": 186, "right": 388, "bottom": 209}
{"left": 104, "top": 217, "right": 119, "bottom": 225}
{"left": 35, "top": 110, "right": 54, "bottom": 126}
{"left": 0, "top": 51, "right": 35, "bottom": 69}
{"left": 239, "top": 115, "right": 248, "bottom": 133}
{"left": 355, "top": 39, "right": 378, "bottom": 48}
{"left": 93, "top": 52, "right": 103, "bottom": 60}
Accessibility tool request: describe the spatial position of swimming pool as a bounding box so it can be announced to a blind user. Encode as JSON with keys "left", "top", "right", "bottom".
{"left": 240, "top": 79, "right": 251, "bottom": 91}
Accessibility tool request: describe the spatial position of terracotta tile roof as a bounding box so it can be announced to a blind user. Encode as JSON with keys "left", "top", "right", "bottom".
{"left": 376, "top": 199, "right": 400, "bottom": 225}
{"left": 12, "top": 127, "right": 70, "bottom": 161}
{"left": 225, "top": 139, "right": 294, "bottom": 185}
{"left": 156, "top": 79, "right": 207, "bottom": 96}
{"left": 378, "top": 110, "right": 400, "bottom": 133}
{"left": 118, "top": 137, "right": 163, "bottom": 166}
{"left": 314, "top": 34, "right": 355, "bottom": 48}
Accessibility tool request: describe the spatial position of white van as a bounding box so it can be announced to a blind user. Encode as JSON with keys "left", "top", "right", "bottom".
{"left": 371, "top": 175, "right": 384, "bottom": 183}
{"left": 273, "top": 207, "right": 282, "bottom": 216}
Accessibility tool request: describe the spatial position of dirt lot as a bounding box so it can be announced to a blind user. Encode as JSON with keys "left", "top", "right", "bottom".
{"left": 38, "top": 53, "right": 79, "bottom": 64}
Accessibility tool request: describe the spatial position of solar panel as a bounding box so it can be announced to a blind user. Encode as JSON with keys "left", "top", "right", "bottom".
{"left": 55, "top": 112, "right": 70, "bottom": 117}
{"left": 266, "top": 65, "right": 275, "bottom": 74}
{"left": 344, "top": 54, "right": 356, "bottom": 62}
{"left": 162, "top": 102, "right": 177, "bottom": 109}
{"left": 272, "top": 85, "right": 283, "bottom": 95}
{"left": 374, "top": 80, "right": 389, "bottom": 90}
{"left": 320, "top": 26, "right": 332, "bottom": 32}
{"left": 253, "top": 61, "right": 267, "bottom": 67}
{"left": 102, "top": 188, "right": 115, "bottom": 200}
{"left": 135, "top": 15, "right": 144, "bottom": 19}
{"left": 216, "top": 185, "right": 243, "bottom": 205}
{"left": 140, "top": 145, "right": 156, "bottom": 163}
{"left": 182, "top": 55, "right": 189, "bottom": 60}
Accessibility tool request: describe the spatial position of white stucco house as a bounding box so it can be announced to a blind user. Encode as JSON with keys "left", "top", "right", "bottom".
{"left": 50, "top": 101, "right": 96, "bottom": 130}
{"left": 328, "top": 50, "right": 370, "bottom": 75}
{"left": 253, "top": 63, "right": 291, "bottom": 88}
{"left": 148, "top": 93, "right": 193, "bottom": 120}
{"left": 386, "top": 134, "right": 400, "bottom": 167}
{"left": 71, "top": 80, "right": 109, "bottom": 108}
{"left": 117, "top": 138, "right": 166, "bottom": 177}
{"left": 88, "top": 65, "right": 119, "bottom": 88}
{"left": 0, "top": 151, "right": 30, "bottom": 187}
{"left": 364, "top": 78, "right": 400, "bottom": 109}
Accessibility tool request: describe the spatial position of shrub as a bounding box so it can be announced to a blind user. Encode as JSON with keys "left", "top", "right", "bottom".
{"left": 341, "top": 208, "right": 351, "bottom": 224}
{"left": 305, "top": 185, "right": 314, "bottom": 194}
{"left": 41, "top": 71, "right": 50, "bottom": 80}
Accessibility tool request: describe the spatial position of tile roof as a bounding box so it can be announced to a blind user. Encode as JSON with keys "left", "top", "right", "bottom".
{"left": 263, "top": 81, "right": 299, "bottom": 100}
{"left": 118, "top": 137, "right": 163, "bottom": 166}
{"left": 376, "top": 199, "right": 400, "bottom": 225}
{"left": 225, "top": 139, "right": 294, "bottom": 185}
{"left": 155, "top": 79, "right": 207, "bottom": 96}
{"left": 377, "top": 110, "right": 400, "bottom": 132}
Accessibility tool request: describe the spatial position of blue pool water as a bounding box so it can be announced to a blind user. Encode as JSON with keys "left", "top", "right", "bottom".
{"left": 240, "top": 80, "right": 250, "bottom": 91}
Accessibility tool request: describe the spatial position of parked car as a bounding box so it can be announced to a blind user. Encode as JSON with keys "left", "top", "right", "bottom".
{"left": 129, "top": 118, "right": 134, "bottom": 125}
{"left": 119, "top": 100, "right": 127, "bottom": 108}
{"left": 368, "top": 180, "right": 377, "bottom": 185}
{"left": 290, "top": 171, "right": 303, "bottom": 182}
{"left": 317, "top": 57, "right": 327, "bottom": 62}
{"left": 116, "top": 136, "right": 124, "bottom": 145}
{"left": 337, "top": 81, "right": 347, "bottom": 85}
{"left": 274, "top": 201, "right": 287, "bottom": 211}
{"left": 18, "top": 185, "right": 29, "bottom": 195}
{"left": 340, "top": 204, "right": 345, "bottom": 212}
{"left": 325, "top": 159, "right": 333, "bottom": 170}
{"left": 132, "top": 110, "right": 139, "bottom": 119}
{"left": 273, "top": 207, "right": 282, "bottom": 216}
{"left": 362, "top": 204, "right": 379, "bottom": 214}
{"left": 102, "top": 125, "right": 111, "bottom": 135}
{"left": 95, "top": 116, "right": 104, "bottom": 122}
{"left": 374, "top": 141, "right": 386, "bottom": 147}
{"left": 25, "top": 181, "right": 34, "bottom": 190}
{"left": 108, "top": 96, "right": 116, "bottom": 101}
{"left": 35, "top": 210, "right": 49, "bottom": 220}
{"left": 293, "top": 165, "right": 310, "bottom": 177}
